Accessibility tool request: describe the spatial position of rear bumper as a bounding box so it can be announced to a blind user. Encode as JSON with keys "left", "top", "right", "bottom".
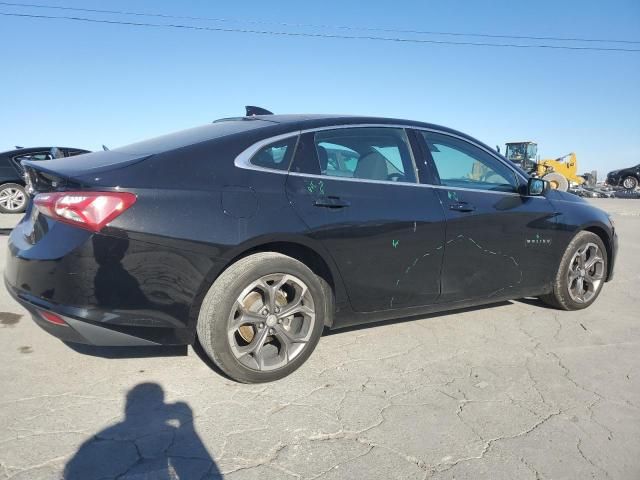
{"left": 6, "top": 279, "right": 161, "bottom": 346}
{"left": 4, "top": 212, "right": 227, "bottom": 346}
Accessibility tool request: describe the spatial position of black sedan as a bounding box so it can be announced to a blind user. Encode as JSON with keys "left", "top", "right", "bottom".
{"left": 606, "top": 164, "right": 640, "bottom": 190}
{"left": 4, "top": 113, "right": 617, "bottom": 382}
{"left": 0, "top": 146, "right": 89, "bottom": 213}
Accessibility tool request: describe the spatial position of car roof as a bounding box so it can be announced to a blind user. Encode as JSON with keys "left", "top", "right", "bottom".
{"left": 214, "top": 113, "right": 488, "bottom": 146}
{"left": 244, "top": 113, "right": 461, "bottom": 132}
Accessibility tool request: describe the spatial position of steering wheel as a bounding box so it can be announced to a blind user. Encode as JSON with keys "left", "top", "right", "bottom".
{"left": 387, "top": 173, "right": 405, "bottom": 182}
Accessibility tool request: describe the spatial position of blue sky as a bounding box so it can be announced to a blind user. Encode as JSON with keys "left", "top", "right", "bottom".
{"left": 1, "top": 0, "right": 639, "bottom": 177}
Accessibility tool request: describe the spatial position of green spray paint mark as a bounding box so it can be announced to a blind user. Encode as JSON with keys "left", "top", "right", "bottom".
{"left": 306, "top": 181, "right": 316, "bottom": 193}
{"left": 305, "top": 180, "right": 326, "bottom": 195}
{"left": 392, "top": 240, "right": 399, "bottom": 248}
{"left": 447, "top": 191, "right": 459, "bottom": 201}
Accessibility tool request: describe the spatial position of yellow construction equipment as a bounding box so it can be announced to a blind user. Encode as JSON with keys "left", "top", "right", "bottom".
{"left": 504, "top": 141, "right": 584, "bottom": 191}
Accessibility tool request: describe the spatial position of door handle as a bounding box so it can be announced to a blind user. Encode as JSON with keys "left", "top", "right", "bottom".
{"left": 314, "top": 196, "right": 350, "bottom": 209}
{"left": 449, "top": 202, "right": 475, "bottom": 212}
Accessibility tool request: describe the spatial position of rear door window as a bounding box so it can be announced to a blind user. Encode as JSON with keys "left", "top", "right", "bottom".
{"left": 314, "top": 127, "right": 416, "bottom": 183}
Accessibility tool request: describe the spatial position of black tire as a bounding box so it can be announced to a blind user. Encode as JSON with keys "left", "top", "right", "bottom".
{"left": 621, "top": 176, "right": 638, "bottom": 191}
{"left": 0, "top": 183, "right": 28, "bottom": 214}
{"left": 539, "top": 231, "right": 607, "bottom": 310}
{"left": 196, "top": 252, "right": 330, "bottom": 383}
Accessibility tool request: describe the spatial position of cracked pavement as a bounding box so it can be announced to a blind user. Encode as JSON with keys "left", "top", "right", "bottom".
{"left": 0, "top": 198, "right": 639, "bottom": 479}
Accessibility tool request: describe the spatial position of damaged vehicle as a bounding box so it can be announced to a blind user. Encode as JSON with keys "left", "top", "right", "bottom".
{"left": 606, "top": 163, "right": 640, "bottom": 190}
{"left": 0, "top": 146, "right": 89, "bottom": 213}
{"left": 5, "top": 112, "right": 617, "bottom": 382}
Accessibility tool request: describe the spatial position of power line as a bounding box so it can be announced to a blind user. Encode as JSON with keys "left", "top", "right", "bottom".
{"left": 2, "top": 11, "right": 640, "bottom": 53}
{"left": 1, "top": 1, "right": 639, "bottom": 46}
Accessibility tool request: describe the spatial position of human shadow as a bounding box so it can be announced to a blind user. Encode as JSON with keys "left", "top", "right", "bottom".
{"left": 64, "top": 383, "right": 221, "bottom": 479}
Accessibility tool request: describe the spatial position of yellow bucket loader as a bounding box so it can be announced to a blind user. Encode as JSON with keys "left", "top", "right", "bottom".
{"left": 504, "top": 141, "right": 584, "bottom": 191}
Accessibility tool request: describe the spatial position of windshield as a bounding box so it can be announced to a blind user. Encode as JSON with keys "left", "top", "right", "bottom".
{"left": 505, "top": 143, "right": 537, "bottom": 172}
{"left": 505, "top": 144, "right": 528, "bottom": 163}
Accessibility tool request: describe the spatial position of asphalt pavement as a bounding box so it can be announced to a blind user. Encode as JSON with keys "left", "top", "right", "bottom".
{"left": 0, "top": 199, "right": 638, "bottom": 479}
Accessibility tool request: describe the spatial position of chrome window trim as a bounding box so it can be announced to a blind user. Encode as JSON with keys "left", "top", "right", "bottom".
{"left": 288, "top": 171, "right": 417, "bottom": 188}
{"left": 287, "top": 171, "right": 537, "bottom": 197}
{"left": 233, "top": 123, "right": 540, "bottom": 197}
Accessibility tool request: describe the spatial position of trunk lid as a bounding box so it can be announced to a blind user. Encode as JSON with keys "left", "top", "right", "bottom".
{"left": 22, "top": 150, "right": 150, "bottom": 193}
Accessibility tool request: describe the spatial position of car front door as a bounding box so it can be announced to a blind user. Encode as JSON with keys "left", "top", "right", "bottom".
{"left": 416, "top": 130, "right": 558, "bottom": 303}
{"left": 286, "top": 126, "right": 446, "bottom": 313}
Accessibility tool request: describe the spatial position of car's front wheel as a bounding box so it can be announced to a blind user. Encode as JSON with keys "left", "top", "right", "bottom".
{"left": 540, "top": 231, "right": 607, "bottom": 310}
{"left": 621, "top": 175, "right": 638, "bottom": 190}
{"left": 196, "top": 252, "right": 329, "bottom": 383}
{"left": 0, "top": 183, "right": 28, "bottom": 214}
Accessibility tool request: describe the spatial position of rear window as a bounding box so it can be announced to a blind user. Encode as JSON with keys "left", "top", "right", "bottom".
{"left": 14, "top": 152, "right": 53, "bottom": 161}
{"left": 65, "top": 150, "right": 87, "bottom": 157}
{"left": 114, "top": 120, "right": 273, "bottom": 155}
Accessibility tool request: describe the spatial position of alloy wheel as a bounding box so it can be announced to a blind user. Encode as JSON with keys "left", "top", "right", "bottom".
{"left": 622, "top": 177, "right": 637, "bottom": 190}
{"left": 567, "top": 242, "right": 605, "bottom": 303}
{"left": 0, "top": 187, "right": 26, "bottom": 212}
{"left": 227, "top": 273, "right": 316, "bottom": 371}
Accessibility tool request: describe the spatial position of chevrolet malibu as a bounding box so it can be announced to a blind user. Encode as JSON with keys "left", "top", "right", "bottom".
{"left": 5, "top": 113, "right": 617, "bottom": 383}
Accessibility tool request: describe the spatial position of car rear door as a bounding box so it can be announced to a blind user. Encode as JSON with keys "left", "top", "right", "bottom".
{"left": 415, "top": 130, "right": 558, "bottom": 302}
{"left": 285, "top": 126, "right": 446, "bottom": 313}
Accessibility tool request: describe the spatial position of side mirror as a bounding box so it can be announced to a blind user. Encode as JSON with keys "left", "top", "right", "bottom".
{"left": 527, "top": 177, "right": 547, "bottom": 196}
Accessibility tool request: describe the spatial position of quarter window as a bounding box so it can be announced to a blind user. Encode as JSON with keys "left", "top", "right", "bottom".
{"left": 250, "top": 137, "right": 298, "bottom": 171}
{"left": 421, "top": 132, "right": 518, "bottom": 192}
{"left": 314, "top": 128, "right": 416, "bottom": 183}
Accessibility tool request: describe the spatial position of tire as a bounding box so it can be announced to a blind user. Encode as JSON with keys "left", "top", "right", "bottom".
{"left": 542, "top": 172, "right": 569, "bottom": 192}
{"left": 0, "top": 183, "right": 28, "bottom": 214}
{"left": 621, "top": 176, "right": 638, "bottom": 191}
{"left": 196, "top": 252, "right": 330, "bottom": 383}
{"left": 540, "top": 231, "right": 607, "bottom": 310}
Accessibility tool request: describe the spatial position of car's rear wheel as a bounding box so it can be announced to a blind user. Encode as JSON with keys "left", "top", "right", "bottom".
{"left": 0, "top": 183, "right": 28, "bottom": 214}
{"left": 621, "top": 176, "right": 638, "bottom": 190}
{"left": 540, "top": 231, "right": 607, "bottom": 310}
{"left": 196, "top": 252, "right": 329, "bottom": 383}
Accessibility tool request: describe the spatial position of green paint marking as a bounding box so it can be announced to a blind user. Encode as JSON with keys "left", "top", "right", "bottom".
{"left": 305, "top": 181, "right": 316, "bottom": 193}
{"left": 392, "top": 240, "right": 399, "bottom": 248}
{"left": 318, "top": 180, "right": 325, "bottom": 195}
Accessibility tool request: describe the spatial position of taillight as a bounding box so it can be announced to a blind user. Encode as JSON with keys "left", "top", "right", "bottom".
{"left": 39, "top": 310, "right": 67, "bottom": 326}
{"left": 33, "top": 191, "right": 136, "bottom": 232}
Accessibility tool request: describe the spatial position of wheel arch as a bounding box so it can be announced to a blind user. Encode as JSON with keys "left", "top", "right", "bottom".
{"left": 582, "top": 224, "right": 614, "bottom": 281}
{"left": 0, "top": 179, "right": 26, "bottom": 187}
{"left": 189, "top": 236, "right": 346, "bottom": 331}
